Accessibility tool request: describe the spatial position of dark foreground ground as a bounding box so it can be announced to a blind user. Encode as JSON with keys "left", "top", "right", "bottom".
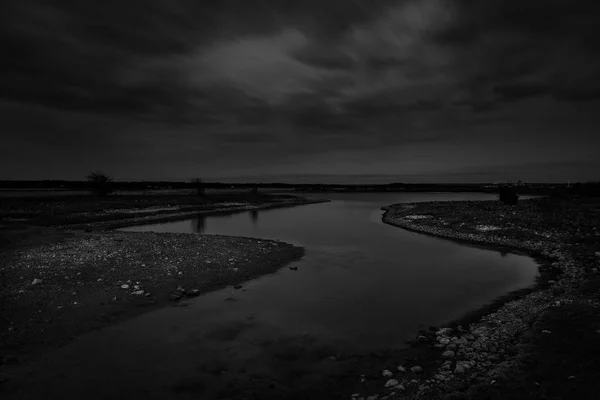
{"left": 0, "top": 192, "right": 326, "bottom": 387}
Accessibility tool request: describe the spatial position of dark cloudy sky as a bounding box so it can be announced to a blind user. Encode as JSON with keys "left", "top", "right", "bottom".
{"left": 1, "top": 0, "right": 599, "bottom": 183}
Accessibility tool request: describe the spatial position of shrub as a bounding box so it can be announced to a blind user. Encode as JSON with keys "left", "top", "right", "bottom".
{"left": 498, "top": 185, "right": 519, "bottom": 205}
{"left": 86, "top": 171, "right": 113, "bottom": 196}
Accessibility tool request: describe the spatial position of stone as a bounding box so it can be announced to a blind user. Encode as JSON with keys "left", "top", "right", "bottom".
{"left": 442, "top": 350, "right": 456, "bottom": 358}
{"left": 32, "top": 279, "right": 42, "bottom": 285}
{"left": 435, "top": 374, "right": 445, "bottom": 381}
{"left": 436, "top": 328, "right": 453, "bottom": 336}
{"left": 385, "top": 379, "right": 399, "bottom": 388}
{"left": 394, "top": 384, "right": 406, "bottom": 391}
{"left": 438, "top": 337, "right": 450, "bottom": 345}
{"left": 132, "top": 290, "right": 145, "bottom": 295}
{"left": 411, "top": 366, "right": 423, "bottom": 373}
{"left": 454, "top": 366, "right": 466, "bottom": 374}
{"left": 382, "top": 370, "right": 393, "bottom": 377}
{"left": 121, "top": 284, "right": 130, "bottom": 289}
{"left": 397, "top": 366, "right": 406, "bottom": 372}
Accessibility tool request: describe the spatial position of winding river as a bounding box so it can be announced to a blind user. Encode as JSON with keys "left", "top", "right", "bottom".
{"left": 10, "top": 193, "right": 540, "bottom": 399}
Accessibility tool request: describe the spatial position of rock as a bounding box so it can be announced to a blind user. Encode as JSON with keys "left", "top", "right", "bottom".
{"left": 435, "top": 374, "right": 445, "bottom": 381}
{"left": 366, "top": 396, "right": 378, "bottom": 400}
{"left": 442, "top": 350, "right": 456, "bottom": 358}
{"left": 176, "top": 285, "right": 185, "bottom": 292}
{"left": 411, "top": 366, "right": 423, "bottom": 373}
{"left": 170, "top": 294, "right": 182, "bottom": 301}
{"left": 32, "top": 279, "right": 42, "bottom": 285}
{"left": 394, "top": 384, "right": 406, "bottom": 391}
{"left": 385, "top": 379, "right": 399, "bottom": 388}
{"left": 454, "top": 365, "right": 466, "bottom": 374}
{"left": 132, "top": 290, "right": 145, "bottom": 295}
{"left": 542, "top": 329, "right": 552, "bottom": 334}
{"left": 417, "top": 335, "right": 428, "bottom": 342}
{"left": 397, "top": 365, "right": 406, "bottom": 372}
{"left": 121, "top": 284, "right": 130, "bottom": 289}
{"left": 436, "top": 328, "right": 453, "bottom": 336}
{"left": 382, "top": 370, "right": 393, "bottom": 377}
{"left": 438, "top": 337, "right": 450, "bottom": 345}
{"left": 568, "top": 376, "right": 575, "bottom": 380}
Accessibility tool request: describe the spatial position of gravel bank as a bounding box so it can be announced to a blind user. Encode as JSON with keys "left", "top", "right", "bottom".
{"left": 0, "top": 194, "right": 326, "bottom": 375}
{"left": 0, "top": 231, "right": 304, "bottom": 369}
{"left": 350, "top": 197, "right": 600, "bottom": 400}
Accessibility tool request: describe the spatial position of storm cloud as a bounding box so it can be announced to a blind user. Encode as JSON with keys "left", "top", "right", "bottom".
{"left": 1, "top": 0, "right": 599, "bottom": 182}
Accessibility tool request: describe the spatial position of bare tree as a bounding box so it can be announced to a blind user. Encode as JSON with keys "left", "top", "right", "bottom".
{"left": 86, "top": 171, "right": 114, "bottom": 196}
{"left": 192, "top": 178, "right": 206, "bottom": 196}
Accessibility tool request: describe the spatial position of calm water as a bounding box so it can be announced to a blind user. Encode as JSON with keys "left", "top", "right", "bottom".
{"left": 10, "top": 193, "right": 539, "bottom": 399}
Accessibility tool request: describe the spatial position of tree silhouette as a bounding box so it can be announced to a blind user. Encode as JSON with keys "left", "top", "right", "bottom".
{"left": 86, "top": 171, "right": 113, "bottom": 196}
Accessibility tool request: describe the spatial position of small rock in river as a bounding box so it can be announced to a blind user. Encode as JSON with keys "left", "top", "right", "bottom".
{"left": 397, "top": 365, "right": 406, "bottom": 372}
{"left": 132, "top": 290, "right": 145, "bottom": 295}
{"left": 442, "top": 350, "right": 456, "bottom": 358}
{"left": 411, "top": 366, "right": 423, "bottom": 373}
{"left": 382, "top": 370, "right": 393, "bottom": 377}
{"left": 32, "top": 279, "right": 42, "bottom": 285}
{"left": 121, "top": 284, "right": 130, "bottom": 289}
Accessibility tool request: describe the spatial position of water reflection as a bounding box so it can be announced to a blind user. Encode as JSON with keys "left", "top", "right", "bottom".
{"left": 191, "top": 216, "right": 206, "bottom": 234}
{"left": 249, "top": 210, "right": 259, "bottom": 226}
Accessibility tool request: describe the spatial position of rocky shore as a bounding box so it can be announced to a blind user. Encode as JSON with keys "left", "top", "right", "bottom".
{"left": 0, "top": 193, "right": 324, "bottom": 377}
{"left": 351, "top": 197, "right": 600, "bottom": 400}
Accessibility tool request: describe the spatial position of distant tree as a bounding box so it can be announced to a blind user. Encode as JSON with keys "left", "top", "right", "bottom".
{"left": 86, "top": 171, "right": 113, "bottom": 196}
{"left": 192, "top": 178, "right": 205, "bottom": 196}
{"left": 498, "top": 185, "right": 519, "bottom": 205}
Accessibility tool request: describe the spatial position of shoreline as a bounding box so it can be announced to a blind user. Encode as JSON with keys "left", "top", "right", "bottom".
{"left": 59, "top": 198, "right": 330, "bottom": 231}
{"left": 0, "top": 195, "right": 327, "bottom": 377}
{"left": 347, "top": 197, "right": 600, "bottom": 400}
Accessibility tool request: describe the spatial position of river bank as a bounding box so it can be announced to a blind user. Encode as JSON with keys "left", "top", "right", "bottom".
{"left": 0, "top": 193, "right": 326, "bottom": 379}
{"left": 351, "top": 197, "right": 600, "bottom": 400}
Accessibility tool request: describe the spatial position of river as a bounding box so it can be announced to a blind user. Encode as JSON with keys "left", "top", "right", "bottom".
{"left": 8, "top": 193, "right": 540, "bottom": 399}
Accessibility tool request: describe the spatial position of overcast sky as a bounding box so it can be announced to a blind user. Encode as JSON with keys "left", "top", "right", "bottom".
{"left": 1, "top": 0, "right": 599, "bottom": 183}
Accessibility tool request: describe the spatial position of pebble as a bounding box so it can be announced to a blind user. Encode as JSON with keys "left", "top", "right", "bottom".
{"left": 442, "top": 350, "right": 456, "bottom": 358}
{"left": 410, "top": 366, "right": 423, "bottom": 373}
{"left": 32, "top": 279, "right": 42, "bottom": 285}
{"left": 382, "top": 370, "right": 393, "bottom": 377}
{"left": 384, "top": 379, "right": 398, "bottom": 388}
{"left": 397, "top": 365, "right": 406, "bottom": 372}
{"left": 121, "top": 284, "right": 130, "bottom": 289}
